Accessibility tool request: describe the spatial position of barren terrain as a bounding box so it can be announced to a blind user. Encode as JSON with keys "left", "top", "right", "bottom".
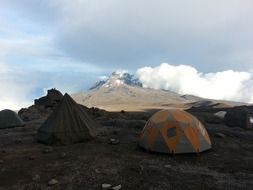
{"left": 0, "top": 109, "right": 253, "bottom": 190}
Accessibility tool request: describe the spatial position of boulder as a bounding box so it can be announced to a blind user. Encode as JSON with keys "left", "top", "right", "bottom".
{"left": 35, "top": 88, "right": 63, "bottom": 108}
{"left": 18, "top": 89, "right": 63, "bottom": 122}
{"left": 18, "top": 105, "right": 52, "bottom": 122}
{"left": 0, "top": 109, "right": 24, "bottom": 129}
{"left": 224, "top": 107, "right": 252, "bottom": 129}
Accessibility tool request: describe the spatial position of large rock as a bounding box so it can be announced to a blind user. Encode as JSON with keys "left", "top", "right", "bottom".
{"left": 224, "top": 107, "right": 253, "bottom": 129}
{"left": 18, "top": 89, "right": 63, "bottom": 122}
{"left": 35, "top": 88, "right": 63, "bottom": 108}
{"left": 18, "top": 105, "right": 52, "bottom": 122}
{"left": 0, "top": 109, "right": 24, "bottom": 129}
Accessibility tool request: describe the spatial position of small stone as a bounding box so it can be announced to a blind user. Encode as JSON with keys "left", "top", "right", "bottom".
{"left": 110, "top": 138, "right": 119, "bottom": 145}
{"left": 43, "top": 149, "right": 49, "bottom": 154}
{"left": 112, "top": 184, "right": 122, "bottom": 190}
{"left": 112, "top": 130, "right": 118, "bottom": 135}
{"left": 215, "top": 133, "right": 226, "bottom": 138}
{"left": 148, "top": 165, "right": 159, "bottom": 169}
{"left": 43, "top": 148, "right": 54, "bottom": 154}
{"left": 60, "top": 152, "right": 66, "bottom": 158}
{"left": 29, "top": 156, "right": 35, "bottom": 160}
{"left": 95, "top": 169, "right": 102, "bottom": 174}
{"left": 32, "top": 174, "right": 40, "bottom": 182}
{"left": 14, "top": 139, "right": 22, "bottom": 144}
{"left": 0, "top": 160, "right": 4, "bottom": 164}
{"left": 102, "top": 183, "right": 111, "bottom": 189}
{"left": 1, "top": 150, "right": 7, "bottom": 154}
{"left": 109, "top": 168, "right": 118, "bottom": 175}
{"left": 112, "top": 148, "right": 121, "bottom": 153}
{"left": 48, "top": 179, "right": 58, "bottom": 186}
{"left": 164, "top": 164, "right": 172, "bottom": 168}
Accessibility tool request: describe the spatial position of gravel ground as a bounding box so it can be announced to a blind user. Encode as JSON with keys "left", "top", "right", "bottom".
{"left": 0, "top": 109, "right": 253, "bottom": 190}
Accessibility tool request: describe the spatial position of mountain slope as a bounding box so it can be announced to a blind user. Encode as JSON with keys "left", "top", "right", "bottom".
{"left": 72, "top": 72, "right": 192, "bottom": 110}
{"left": 72, "top": 72, "right": 246, "bottom": 111}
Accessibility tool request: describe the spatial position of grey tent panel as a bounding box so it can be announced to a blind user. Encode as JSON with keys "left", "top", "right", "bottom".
{"left": 175, "top": 133, "right": 196, "bottom": 154}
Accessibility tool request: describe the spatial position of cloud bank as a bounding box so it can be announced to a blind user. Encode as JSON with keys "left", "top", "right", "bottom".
{"left": 2, "top": 0, "right": 253, "bottom": 71}
{"left": 0, "top": 1, "right": 253, "bottom": 109}
{"left": 0, "top": 61, "right": 105, "bottom": 110}
{"left": 137, "top": 63, "right": 253, "bottom": 103}
{"left": 0, "top": 62, "right": 38, "bottom": 110}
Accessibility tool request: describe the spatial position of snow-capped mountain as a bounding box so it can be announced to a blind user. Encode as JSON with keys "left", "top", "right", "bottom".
{"left": 72, "top": 71, "right": 242, "bottom": 111}
{"left": 72, "top": 71, "right": 190, "bottom": 111}
{"left": 89, "top": 72, "right": 142, "bottom": 90}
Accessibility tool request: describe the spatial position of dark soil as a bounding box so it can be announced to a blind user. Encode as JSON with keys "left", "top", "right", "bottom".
{"left": 0, "top": 109, "right": 253, "bottom": 190}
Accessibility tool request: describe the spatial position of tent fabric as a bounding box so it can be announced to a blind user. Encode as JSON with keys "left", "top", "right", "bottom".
{"left": 37, "top": 93, "right": 98, "bottom": 145}
{"left": 139, "top": 109, "right": 211, "bottom": 154}
{"left": 0, "top": 109, "right": 24, "bottom": 129}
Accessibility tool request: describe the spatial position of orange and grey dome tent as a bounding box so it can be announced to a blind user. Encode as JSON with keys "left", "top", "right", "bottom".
{"left": 139, "top": 109, "right": 211, "bottom": 154}
{"left": 37, "top": 93, "right": 98, "bottom": 145}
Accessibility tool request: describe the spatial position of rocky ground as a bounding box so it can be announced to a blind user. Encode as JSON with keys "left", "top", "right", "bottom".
{"left": 0, "top": 108, "right": 253, "bottom": 190}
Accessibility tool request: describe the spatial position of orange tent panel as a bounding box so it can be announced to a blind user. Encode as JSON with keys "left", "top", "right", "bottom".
{"left": 139, "top": 109, "right": 211, "bottom": 154}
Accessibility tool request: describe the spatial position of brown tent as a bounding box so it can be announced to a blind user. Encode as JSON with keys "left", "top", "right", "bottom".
{"left": 37, "top": 93, "right": 98, "bottom": 145}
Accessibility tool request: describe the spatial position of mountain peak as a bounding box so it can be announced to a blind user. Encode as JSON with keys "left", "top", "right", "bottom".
{"left": 89, "top": 72, "right": 142, "bottom": 90}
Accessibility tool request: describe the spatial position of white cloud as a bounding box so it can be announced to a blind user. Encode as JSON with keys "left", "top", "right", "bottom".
{"left": 137, "top": 63, "right": 253, "bottom": 103}
{"left": 1, "top": 0, "right": 253, "bottom": 109}
{"left": 0, "top": 62, "right": 38, "bottom": 110}
{"left": 0, "top": 62, "right": 9, "bottom": 73}
{"left": 0, "top": 36, "right": 58, "bottom": 59}
{"left": 0, "top": 61, "right": 105, "bottom": 110}
{"left": 3, "top": 0, "right": 252, "bottom": 70}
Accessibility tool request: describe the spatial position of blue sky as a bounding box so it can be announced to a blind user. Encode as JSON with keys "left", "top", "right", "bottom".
{"left": 0, "top": 0, "right": 253, "bottom": 109}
